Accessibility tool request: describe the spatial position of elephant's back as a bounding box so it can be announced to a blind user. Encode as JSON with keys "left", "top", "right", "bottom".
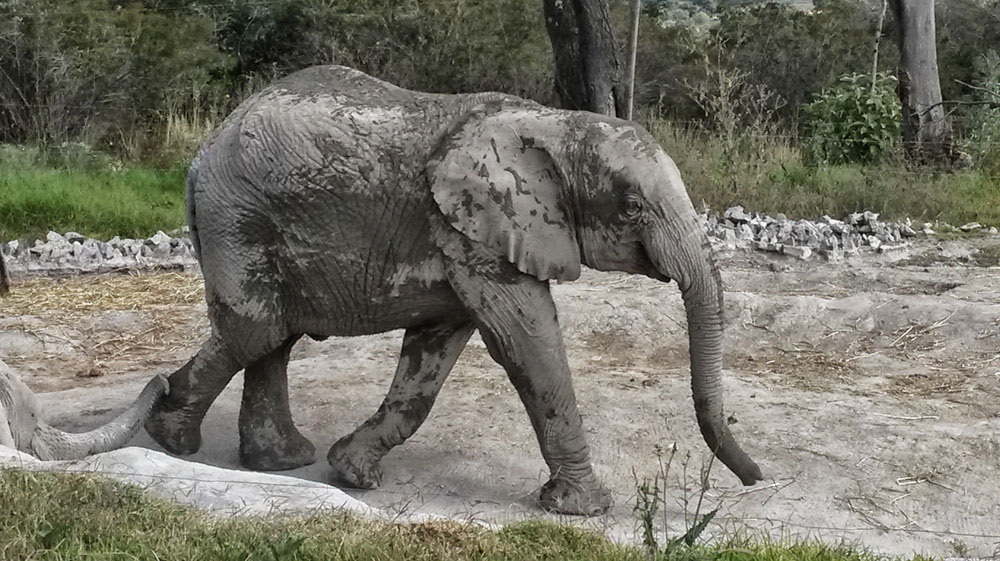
{"left": 186, "top": 66, "right": 464, "bottom": 331}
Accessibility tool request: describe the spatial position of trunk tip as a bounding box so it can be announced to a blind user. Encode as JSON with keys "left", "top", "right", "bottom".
{"left": 736, "top": 461, "right": 764, "bottom": 486}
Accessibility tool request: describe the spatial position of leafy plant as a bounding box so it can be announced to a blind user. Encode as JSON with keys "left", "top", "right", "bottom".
{"left": 960, "top": 51, "right": 1000, "bottom": 174}
{"left": 801, "top": 73, "right": 901, "bottom": 165}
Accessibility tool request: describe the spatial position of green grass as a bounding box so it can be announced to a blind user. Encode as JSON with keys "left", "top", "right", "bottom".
{"left": 0, "top": 161, "right": 186, "bottom": 242}
{"left": 2, "top": 127, "right": 998, "bottom": 244}
{"left": 648, "top": 119, "right": 1000, "bottom": 227}
{"left": 0, "top": 469, "right": 936, "bottom": 561}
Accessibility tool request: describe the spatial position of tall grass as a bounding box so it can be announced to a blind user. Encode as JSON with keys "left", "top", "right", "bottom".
{"left": 648, "top": 118, "right": 1000, "bottom": 227}
{"left": 0, "top": 145, "right": 186, "bottom": 241}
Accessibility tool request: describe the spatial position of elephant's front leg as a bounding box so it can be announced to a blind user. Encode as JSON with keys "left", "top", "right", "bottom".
{"left": 327, "top": 321, "right": 475, "bottom": 489}
{"left": 446, "top": 263, "right": 611, "bottom": 516}
{"left": 239, "top": 335, "right": 317, "bottom": 470}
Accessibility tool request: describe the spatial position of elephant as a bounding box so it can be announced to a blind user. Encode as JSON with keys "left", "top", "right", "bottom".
{"left": 1, "top": 250, "right": 9, "bottom": 296}
{"left": 0, "top": 359, "right": 169, "bottom": 460}
{"left": 145, "top": 64, "right": 764, "bottom": 515}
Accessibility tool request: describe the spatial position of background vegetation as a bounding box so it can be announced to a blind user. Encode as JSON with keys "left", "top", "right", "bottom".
{"left": 0, "top": 0, "right": 998, "bottom": 240}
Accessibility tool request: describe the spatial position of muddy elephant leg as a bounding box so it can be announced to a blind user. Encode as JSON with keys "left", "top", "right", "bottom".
{"left": 445, "top": 264, "right": 611, "bottom": 516}
{"left": 327, "top": 321, "right": 475, "bottom": 489}
{"left": 239, "top": 334, "right": 316, "bottom": 471}
{"left": 146, "top": 324, "right": 284, "bottom": 456}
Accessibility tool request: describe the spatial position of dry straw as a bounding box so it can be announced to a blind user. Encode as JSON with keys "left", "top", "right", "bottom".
{"left": 1, "top": 272, "right": 204, "bottom": 317}
{"left": 1, "top": 272, "right": 207, "bottom": 378}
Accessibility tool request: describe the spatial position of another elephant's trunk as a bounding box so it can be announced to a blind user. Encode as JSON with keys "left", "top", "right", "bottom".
{"left": 648, "top": 226, "right": 763, "bottom": 486}
{"left": 30, "top": 375, "right": 168, "bottom": 461}
{"left": 0, "top": 251, "right": 10, "bottom": 296}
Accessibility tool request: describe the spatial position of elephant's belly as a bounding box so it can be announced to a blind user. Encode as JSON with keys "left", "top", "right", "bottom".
{"left": 288, "top": 276, "right": 469, "bottom": 338}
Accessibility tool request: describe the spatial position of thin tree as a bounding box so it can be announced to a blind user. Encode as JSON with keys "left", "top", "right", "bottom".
{"left": 890, "top": 0, "right": 959, "bottom": 164}
{"left": 542, "top": 0, "right": 626, "bottom": 117}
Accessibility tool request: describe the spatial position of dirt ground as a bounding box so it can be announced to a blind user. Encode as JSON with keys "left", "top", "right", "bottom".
{"left": 1, "top": 237, "right": 998, "bottom": 558}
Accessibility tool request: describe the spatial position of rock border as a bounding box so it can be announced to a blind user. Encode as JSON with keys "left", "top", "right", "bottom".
{"left": 2, "top": 210, "right": 998, "bottom": 277}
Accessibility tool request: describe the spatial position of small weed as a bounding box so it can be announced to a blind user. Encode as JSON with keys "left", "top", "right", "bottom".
{"left": 633, "top": 444, "right": 720, "bottom": 560}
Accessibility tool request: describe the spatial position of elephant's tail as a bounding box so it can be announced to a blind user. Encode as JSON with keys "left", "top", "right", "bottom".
{"left": 185, "top": 164, "right": 202, "bottom": 263}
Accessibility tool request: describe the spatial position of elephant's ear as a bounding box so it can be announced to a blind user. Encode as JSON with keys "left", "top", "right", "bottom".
{"left": 428, "top": 108, "right": 581, "bottom": 281}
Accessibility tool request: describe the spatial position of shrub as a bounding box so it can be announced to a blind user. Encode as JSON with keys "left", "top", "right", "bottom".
{"left": 801, "top": 73, "right": 901, "bottom": 165}
{"left": 0, "top": 0, "right": 228, "bottom": 154}
{"left": 959, "top": 52, "right": 1000, "bottom": 174}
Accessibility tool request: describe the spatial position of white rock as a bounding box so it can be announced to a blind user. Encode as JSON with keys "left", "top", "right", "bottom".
{"left": 149, "top": 230, "right": 171, "bottom": 245}
{"left": 782, "top": 245, "right": 812, "bottom": 259}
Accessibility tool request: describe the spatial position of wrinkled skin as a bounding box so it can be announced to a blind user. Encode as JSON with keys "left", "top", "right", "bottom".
{"left": 0, "top": 360, "right": 168, "bottom": 460}
{"left": 0, "top": 251, "right": 10, "bottom": 296}
{"left": 146, "top": 65, "right": 763, "bottom": 515}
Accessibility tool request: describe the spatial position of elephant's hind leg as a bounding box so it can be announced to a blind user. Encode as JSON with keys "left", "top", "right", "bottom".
{"left": 239, "top": 334, "right": 316, "bottom": 471}
{"left": 147, "top": 319, "right": 286, "bottom": 456}
{"left": 145, "top": 335, "right": 243, "bottom": 455}
{"left": 328, "top": 321, "right": 474, "bottom": 489}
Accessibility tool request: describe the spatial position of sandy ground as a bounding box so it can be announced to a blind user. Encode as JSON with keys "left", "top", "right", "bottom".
{"left": 1, "top": 237, "right": 998, "bottom": 558}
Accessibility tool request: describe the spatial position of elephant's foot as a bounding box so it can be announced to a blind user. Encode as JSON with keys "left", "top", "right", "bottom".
{"left": 327, "top": 435, "right": 384, "bottom": 489}
{"left": 144, "top": 400, "right": 202, "bottom": 456}
{"left": 239, "top": 427, "right": 316, "bottom": 471}
{"left": 538, "top": 474, "right": 613, "bottom": 516}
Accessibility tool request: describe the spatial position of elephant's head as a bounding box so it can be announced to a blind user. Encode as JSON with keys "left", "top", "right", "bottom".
{"left": 430, "top": 104, "right": 763, "bottom": 486}
{"left": 0, "top": 360, "right": 169, "bottom": 461}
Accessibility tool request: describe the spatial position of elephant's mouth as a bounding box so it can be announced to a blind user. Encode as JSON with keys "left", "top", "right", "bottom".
{"left": 638, "top": 243, "right": 671, "bottom": 283}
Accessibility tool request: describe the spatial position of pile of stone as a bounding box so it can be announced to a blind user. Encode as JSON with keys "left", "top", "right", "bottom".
{"left": 2, "top": 208, "right": 997, "bottom": 274}
{"left": 705, "top": 206, "right": 930, "bottom": 260}
{"left": 2, "top": 229, "right": 197, "bottom": 275}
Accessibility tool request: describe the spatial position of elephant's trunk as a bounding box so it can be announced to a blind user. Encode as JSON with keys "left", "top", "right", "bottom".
{"left": 30, "top": 375, "right": 168, "bottom": 461}
{"left": 648, "top": 226, "right": 763, "bottom": 485}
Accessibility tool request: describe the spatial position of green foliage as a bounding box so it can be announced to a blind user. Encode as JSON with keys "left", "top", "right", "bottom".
{"left": 315, "top": 0, "right": 554, "bottom": 99}
{"left": 0, "top": 0, "right": 229, "bottom": 154}
{"left": 801, "top": 73, "right": 902, "bottom": 165}
{"left": 713, "top": 1, "right": 891, "bottom": 124}
{"left": 934, "top": 0, "right": 1000, "bottom": 103}
{"left": 959, "top": 52, "right": 1000, "bottom": 173}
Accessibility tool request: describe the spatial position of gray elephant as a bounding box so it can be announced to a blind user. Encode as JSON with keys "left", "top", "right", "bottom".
{"left": 146, "top": 65, "right": 763, "bottom": 515}
{"left": 0, "top": 250, "right": 9, "bottom": 296}
{"left": 0, "top": 359, "right": 168, "bottom": 460}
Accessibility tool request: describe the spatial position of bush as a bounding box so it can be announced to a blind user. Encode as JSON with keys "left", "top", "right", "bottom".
{"left": 959, "top": 52, "right": 1000, "bottom": 174}
{"left": 713, "top": 0, "right": 891, "bottom": 125}
{"left": 801, "top": 73, "right": 901, "bottom": 165}
{"left": 0, "top": 0, "right": 229, "bottom": 155}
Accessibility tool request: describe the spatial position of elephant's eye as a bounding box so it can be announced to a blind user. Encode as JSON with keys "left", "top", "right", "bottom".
{"left": 624, "top": 195, "right": 643, "bottom": 218}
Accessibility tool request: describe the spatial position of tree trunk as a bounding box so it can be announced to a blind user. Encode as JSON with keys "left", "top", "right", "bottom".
{"left": 891, "top": 0, "right": 959, "bottom": 164}
{"left": 542, "top": 0, "right": 626, "bottom": 117}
